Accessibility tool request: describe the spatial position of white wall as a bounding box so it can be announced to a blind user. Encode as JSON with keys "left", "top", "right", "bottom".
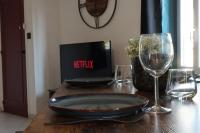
{"left": 21, "top": 0, "right": 61, "bottom": 115}
{"left": 59, "top": 0, "right": 141, "bottom": 65}
{"left": 31, "top": 0, "right": 60, "bottom": 112}
{"left": 45, "top": 0, "right": 61, "bottom": 90}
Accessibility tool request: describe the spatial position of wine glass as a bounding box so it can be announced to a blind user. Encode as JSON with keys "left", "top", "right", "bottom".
{"left": 139, "top": 33, "right": 174, "bottom": 113}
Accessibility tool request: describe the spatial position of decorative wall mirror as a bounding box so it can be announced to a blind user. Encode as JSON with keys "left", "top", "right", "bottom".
{"left": 78, "top": 0, "right": 117, "bottom": 29}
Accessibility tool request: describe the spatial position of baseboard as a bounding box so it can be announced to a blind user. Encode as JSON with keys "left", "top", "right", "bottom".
{"left": 15, "top": 131, "right": 24, "bottom": 133}
{"left": 28, "top": 113, "right": 35, "bottom": 119}
{"left": 0, "top": 102, "right": 3, "bottom": 112}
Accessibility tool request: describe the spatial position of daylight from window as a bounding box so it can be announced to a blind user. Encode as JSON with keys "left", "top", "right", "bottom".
{"left": 180, "top": 0, "right": 194, "bottom": 67}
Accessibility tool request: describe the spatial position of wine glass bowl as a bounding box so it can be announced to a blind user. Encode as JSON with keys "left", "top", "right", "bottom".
{"left": 139, "top": 33, "right": 174, "bottom": 113}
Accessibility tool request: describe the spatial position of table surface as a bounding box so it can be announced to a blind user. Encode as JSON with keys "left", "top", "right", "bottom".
{"left": 24, "top": 84, "right": 200, "bottom": 133}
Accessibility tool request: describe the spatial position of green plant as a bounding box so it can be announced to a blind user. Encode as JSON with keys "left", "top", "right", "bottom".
{"left": 126, "top": 35, "right": 161, "bottom": 59}
{"left": 126, "top": 37, "right": 140, "bottom": 59}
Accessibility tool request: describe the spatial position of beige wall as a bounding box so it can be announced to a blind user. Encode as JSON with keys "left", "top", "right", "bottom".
{"left": 31, "top": 0, "right": 60, "bottom": 113}
{"left": 19, "top": 0, "right": 61, "bottom": 115}
{"left": 59, "top": 0, "right": 141, "bottom": 65}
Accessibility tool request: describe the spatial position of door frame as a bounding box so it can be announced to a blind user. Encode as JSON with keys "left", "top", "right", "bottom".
{"left": 193, "top": 0, "right": 200, "bottom": 72}
{"left": 0, "top": 0, "right": 3, "bottom": 111}
{"left": 23, "top": 0, "right": 37, "bottom": 116}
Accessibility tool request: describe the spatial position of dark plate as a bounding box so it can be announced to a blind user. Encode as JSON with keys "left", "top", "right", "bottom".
{"left": 49, "top": 93, "right": 149, "bottom": 118}
{"left": 45, "top": 109, "right": 146, "bottom": 125}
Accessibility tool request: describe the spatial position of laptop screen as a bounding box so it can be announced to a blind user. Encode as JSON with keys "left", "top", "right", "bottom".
{"left": 60, "top": 41, "right": 113, "bottom": 82}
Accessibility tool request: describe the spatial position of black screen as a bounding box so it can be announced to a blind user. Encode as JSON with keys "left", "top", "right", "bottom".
{"left": 60, "top": 41, "right": 112, "bottom": 82}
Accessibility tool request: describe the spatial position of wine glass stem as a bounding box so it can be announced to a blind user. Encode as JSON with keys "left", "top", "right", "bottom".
{"left": 154, "top": 77, "right": 159, "bottom": 107}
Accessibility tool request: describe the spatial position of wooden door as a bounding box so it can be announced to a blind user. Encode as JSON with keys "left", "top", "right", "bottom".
{"left": 0, "top": 0, "right": 28, "bottom": 117}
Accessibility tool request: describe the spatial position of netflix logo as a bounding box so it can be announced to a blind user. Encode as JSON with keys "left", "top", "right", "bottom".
{"left": 73, "top": 60, "right": 94, "bottom": 69}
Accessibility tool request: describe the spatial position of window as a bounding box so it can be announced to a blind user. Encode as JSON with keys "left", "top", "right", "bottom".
{"left": 179, "top": 0, "right": 200, "bottom": 71}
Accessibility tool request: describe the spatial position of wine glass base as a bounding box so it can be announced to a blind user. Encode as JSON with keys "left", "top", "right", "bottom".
{"left": 146, "top": 105, "right": 171, "bottom": 113}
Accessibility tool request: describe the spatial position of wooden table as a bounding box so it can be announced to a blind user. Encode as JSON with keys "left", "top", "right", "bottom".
{"left": 24, "top": 84, "right": 200, "bottom": 133}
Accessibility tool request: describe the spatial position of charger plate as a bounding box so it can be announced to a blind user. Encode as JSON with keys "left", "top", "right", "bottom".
{"left": 49, "top": 93, "right": 149, "bottom": 118}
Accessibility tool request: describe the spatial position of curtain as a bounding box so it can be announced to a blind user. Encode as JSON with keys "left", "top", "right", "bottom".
{"left": 162, "top": 0, "right": 177, "bottom": 66}
{"left": 140, "top": 0, "right": 162, "bottom": 34}
{"left": 140, "top": 0, "right": 177, "bottom": 66}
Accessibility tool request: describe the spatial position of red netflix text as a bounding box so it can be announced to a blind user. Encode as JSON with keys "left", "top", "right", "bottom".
{"left": 73, "top": 60, "right": 94, "bottom": 69}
